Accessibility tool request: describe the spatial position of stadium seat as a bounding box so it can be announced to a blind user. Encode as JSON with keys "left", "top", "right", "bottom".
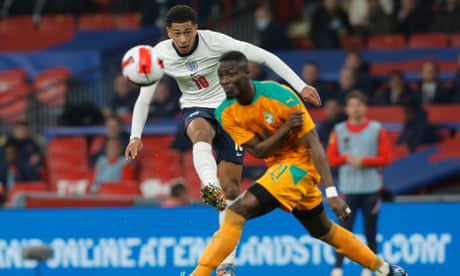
{"left": 0, "top": 16, "right": 35, "bottom": 33}
{"left": 0, "top": 68, "right": 28, "bottom": 91}
{"left": 141, "top": 135, "right": 176, "bottom": 154}
{"left": 451, "top": 32, "right": 460, "bottom": 47}
{"left": 438, "top": 60, "right": 457, "bottom": 72}
{"left": 38, "top": 14, "right": 75, "bottom": 33}
{"left": 89, "top": 135, "right": 106, "bottom": 155}
{"left": 367, "top": 34, "right": 406, "bottom": 50}
{"left": 0, "top": 84, "right": 31, "bottom": 122}
{"left": 77, "top": 13, "right": 114, "bottom": 30}
{"left": 340, "top": 36, "right": 365, "bottom": 50}
{"left": 0, "top": 83, "right": 32, "bottom": 104}
{"left": 96, "top": 180, "right": 141, "bottom": 197}
{"left": 408, "top": 33, "right": 449, "bottom": 49}
{"left": 34, "top": 67, "right": 71, "bottom": 107}
{"left": 114, "top": 13, "right": 141, "bottom": 30}
{"left": 139, "top": 150, "right": 184, "bottom": 182}
{"left": 7, "top": 181, "right": 48, "bottom": 204}
{"left": 370, "top": 59, "right": 427, "bottom": 76}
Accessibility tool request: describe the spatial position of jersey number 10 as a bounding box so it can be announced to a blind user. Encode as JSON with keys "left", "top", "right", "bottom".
{"left": 193, "top": 76, "right": 209, "bottom": 89}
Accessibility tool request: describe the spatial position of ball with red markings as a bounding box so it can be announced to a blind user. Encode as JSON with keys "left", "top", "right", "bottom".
{"left": 121, "top": 45, "right": 164, "bottom": 86}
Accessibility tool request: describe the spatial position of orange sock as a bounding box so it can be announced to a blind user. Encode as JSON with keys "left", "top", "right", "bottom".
{"left": 321, "top": 222, "right": 384, "bottom": 271}
{"left": 192, "top": 210, "right": 246, "bottom": 276}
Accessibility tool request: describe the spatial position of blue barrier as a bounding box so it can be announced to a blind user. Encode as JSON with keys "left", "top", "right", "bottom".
{"left": 0, "top": 202, "right": 457, "bottom": 275}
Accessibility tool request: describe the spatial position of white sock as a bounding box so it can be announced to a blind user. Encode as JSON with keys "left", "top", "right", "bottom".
{"left": 192, "top": 142, "right": 219, "bottom": 187}
{"left": 375, "top": 262, "right": 390, "bottom": 276}
{"left": 219, "top": 199, "right": 238, "bottom": 266}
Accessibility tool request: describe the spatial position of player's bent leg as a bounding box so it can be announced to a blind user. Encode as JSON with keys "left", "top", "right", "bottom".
{"left": 187, "top": 118, "right": 226, "bottom": 210}
{"left": 192, "top": 184, "right": 280, "bottom": 276}
{"left": 293, "top": 205, "right": 407, "bottom": 276}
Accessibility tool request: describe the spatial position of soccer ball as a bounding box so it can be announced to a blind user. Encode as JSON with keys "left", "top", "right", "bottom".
{"left": 121, "top": 45, "right": 164, "bottom": 86}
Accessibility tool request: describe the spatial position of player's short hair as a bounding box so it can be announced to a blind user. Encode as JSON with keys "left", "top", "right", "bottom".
{"left": 219, "top": 51, "right": 249, "bottom": 68}
{"left": 345, "top": 90, "right": 368, "bottom": 105}
{"left": 166, "top": 5, "right": 197, "bottom": 27}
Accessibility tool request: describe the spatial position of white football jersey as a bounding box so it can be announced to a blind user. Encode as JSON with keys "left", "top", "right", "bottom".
{"left": 130, "top": 30, "right": 306, "bottom": 138}
{"left": 153, "top": 30, "right": 247, "bottom": 109}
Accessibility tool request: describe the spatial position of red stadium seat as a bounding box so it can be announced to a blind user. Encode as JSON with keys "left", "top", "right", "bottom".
{"left": 96, "top": 180, "right": 140, "bottom": 197}
{"left": 0, "top": 68, "right": 28, "bottom": 91}
{"left": 451, "top": 32, "right": 460, "bottom": 47}
{"left": 114, "top": 13, "right": 141, "bottom": 30}
{"left": 370, "top": 59, "right": 428, "bottom": 76}
{"left": 0, "top": 83, "right": 32, "bottom": 104}
{"left": 78, "top": 13, "right": 114, "bottom": 30}
{"left": 38, "top": 14, "right": 75, "bottom": 33}
{"left": 139, "top": 150, "right": 184, "bottom": 182}
{"left": 367, "top": 35, "right": 406, "bottom": 50}
{"left": 0, "top": 84, "right": 31, "bottom": 122}
{"left": 340, "top": 36, "right": 365, "bottom": 50}
{"left": 7, "top": 181, "right": 48, "bottom": 204}
{"left": 141, "top": 135, "right": 176, "bottom": 154}
{"left": 0, "top": 16, "right": 35, "bottom": 33}
{"left": 34, "top": 67, "right": 71, "bottom": 107}
{"left": 0, "top": 98, "right": 28, "bottom": 123}
{"left": 89, "top": 135, "right": 106, "bottom": 155}
{"left": 408, "top": 33, "right": 449, "bottom": 49}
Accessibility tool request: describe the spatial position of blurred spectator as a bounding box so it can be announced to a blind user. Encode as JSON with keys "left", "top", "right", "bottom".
{"left": 310, "top": 0, "right": 351, "bottom": 49}
{"left": 335, "top": 69, "right": 361, "bottom": 103}
{"left": 343, "top": 50, "right": 376, "bottom": 96}
{"left": 254, "top": 5, "right": 293, "bottom": 51}
{"left": 317, "top": 98, "right": 347, "bottom": 146}
{"left": 301, "top": 62, "right": 335, "bottom": 104}
{"left": 7, "top": 122, "right": 43, "bottom": 180}
{"left": 395, "top": 0, "right": 433, "bottom": 36}
{"left": 374, "top": 70, "right": 412, "bottom": 105}
{"left": 89, "top": 115, "right": 130, "bottom": 167}
{"left": 327, "top": 91, "right": 391, "bottom": 276}
{"left": 161, "top": 180, "right": 190, "bottom": 207}
{"left": 344, "top": 50, "right": 370, "bottom": 74}
{"left": 411, "top": 61, "right": 452, "bottom": 105}
{"left": 346, "top": 0, "right": 395, "bottom": 34}
{"left": 0, "top": 140, "right": 41, "bottom": 204}
{"left": 150, "top": 79, "right": 180, "bottom": 118}
{"left": 110, "top": 74, "right": 138, "bottom": 117}
{"left": 248, "top": 62, "right": 268, "bottom": 81}
{"left": 91, "top": 137, "right": 134, "bottom": 193}
{"left": 397, "top": 102, "right": 440, "bottom": 152}
{"left": 431, "top": 0, "right": 460, "bottom": 33}
{"left": 366, "top": 0, "right": 396, "bottom": 35}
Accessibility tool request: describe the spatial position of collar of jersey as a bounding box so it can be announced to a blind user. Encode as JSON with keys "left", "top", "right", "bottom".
{"left": 172, "top": 33, "right": 200, "bottom": 57}
{"left": 237, "top": 80, "right": 261, "bottom": 106}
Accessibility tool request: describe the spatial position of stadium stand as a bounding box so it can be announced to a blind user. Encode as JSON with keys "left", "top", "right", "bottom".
{"left": 34, "top": 67, "right": 72, "bottom": 107}
{"left": 0, "top": 1, "right": 460, "bottom": 207}
{"left": 408, "top": 33, "right": 450, "bottom": 49}
{"left": 77, "top": 13, "right": 115, "bottom": 30}
{"left": 367, "top": 35, "right": 406, "bottom": 50}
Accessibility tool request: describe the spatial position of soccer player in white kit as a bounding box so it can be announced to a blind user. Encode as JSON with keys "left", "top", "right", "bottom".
{"left": 124, "top": 5, "right": 321, "bottom": 276}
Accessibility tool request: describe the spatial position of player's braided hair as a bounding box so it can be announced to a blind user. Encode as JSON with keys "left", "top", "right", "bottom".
{"left": 166, "top": 5, "right": 197, "bottom": 27}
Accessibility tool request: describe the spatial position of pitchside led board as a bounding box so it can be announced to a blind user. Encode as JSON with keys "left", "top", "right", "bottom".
{"left": 0, "top": 203, "right": 457, "bottom": 275}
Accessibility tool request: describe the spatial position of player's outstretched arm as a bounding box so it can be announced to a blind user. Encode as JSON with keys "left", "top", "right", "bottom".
{"left": 242, "top": 111, "right": 305, "bottom": 159}
{"left": 125, "top": 82, "right": 158, "bottom": 160}
{"left": 242, "top": 43, "right": 321, "bottom": 106}
{"left": 302, "top": 130, "right": 350, "bottom": 221}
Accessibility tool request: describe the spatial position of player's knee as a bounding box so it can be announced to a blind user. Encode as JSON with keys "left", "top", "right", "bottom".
{"left": 221, "top": 179, "right": 240, "bottom": 200}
